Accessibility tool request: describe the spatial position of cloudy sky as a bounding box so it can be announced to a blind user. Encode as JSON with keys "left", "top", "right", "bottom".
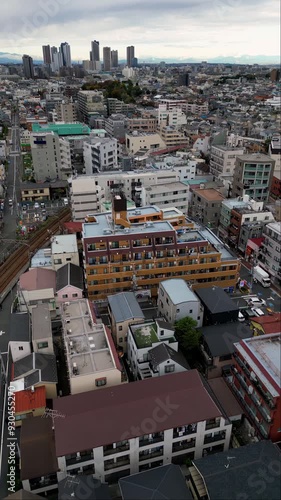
{"left": 1, "top": 0, "right": 279, "bottom": 61}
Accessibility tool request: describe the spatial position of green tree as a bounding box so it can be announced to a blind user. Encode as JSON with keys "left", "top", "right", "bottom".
{"left": 175, "top": 317, "right": 201, "bottom": 350}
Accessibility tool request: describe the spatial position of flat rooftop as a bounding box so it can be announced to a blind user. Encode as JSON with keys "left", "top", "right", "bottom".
{"left": 236, "top": 153, "right": 274, "bottom": 162}
{"left": 130, "top": 322, "right": 159, "bottom": 349}
{"left": 193, "top": 188, "right": 225, "bottom": 201}
{"left": 145, "top": 182, "right": 188, "bottom": 193}
{"left": 51, "top": 234, "right": 78, "bottom": 254}
{"left": 161, "top": 279, "right": 199, "bottom": 304}
{"left": 30, "top": 248, "right": 52, "bottom": 268}
{"left": 61, "top": 300, "right": 116, "bottom": 377}
{"left": 83, "top": 215, "right": 174, "bottom": 238}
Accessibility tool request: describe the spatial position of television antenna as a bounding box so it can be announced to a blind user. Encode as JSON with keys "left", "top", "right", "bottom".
{"left": 42, "top": 408, "right": 65, "bottom": 429}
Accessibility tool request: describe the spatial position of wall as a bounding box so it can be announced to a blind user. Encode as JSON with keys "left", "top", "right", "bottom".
{"left": 56, "top": 285, "right": 83, "bottom": 303}
{"left": 10, "top": 341, "right": 31, "bottom": 363}
{"left": 69, "top": 368, "right": 123, "bottom": 395}
{"left": 52, "top": 251, "right": 79, "bottom": 270}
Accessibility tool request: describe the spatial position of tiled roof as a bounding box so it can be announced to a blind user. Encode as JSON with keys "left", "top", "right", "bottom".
{"left": 19, "top": 268, "right": 56, "bottom": 291}
{"left": 15, "top": 386, "right": 46, "bottom": 413}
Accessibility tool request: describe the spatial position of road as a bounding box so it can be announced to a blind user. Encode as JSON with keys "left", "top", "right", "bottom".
{"left": 238, "top": 261, "right": 281, "bottom": 313}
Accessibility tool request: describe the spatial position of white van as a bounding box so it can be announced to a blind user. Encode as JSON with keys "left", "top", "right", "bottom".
{"left": 63, "top": 198, "right": 68, "bottom": 206}
{"left": 247, "top": 296, "right": 266, "bottom": 307}
{"left": 252, "top": 308, "right": 265, "bottom": 317}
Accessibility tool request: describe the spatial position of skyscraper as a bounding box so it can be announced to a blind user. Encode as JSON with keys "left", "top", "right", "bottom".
{"left": 91, "top": 40, "right": 100, "bottom": 62}
{"left": 126, "top": 46, "right": 135, "bottom": 67}
{"left": 103, "top": 47, "right": 111, "bottom": 71}
{"left": 60, "top": 42, "right": 71, "bottom": 67}
{"left": 42, "top": 45, "right": 51, "bottom": 64}
{"left": 111, "top": 50, "right": 118, "bottom": 68}
{"left": 22, "top": 55, "right": 34, "bottom": 79}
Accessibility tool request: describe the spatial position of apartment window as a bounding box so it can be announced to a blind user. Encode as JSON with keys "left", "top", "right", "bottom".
{"left": 72, "top": 293, "right": 78, "bottom": 298}
{"left": 119, "top": 337, "right": 123, "bottom": 343}
{"left": 165, "top": 364, "right": 175, "bottom": 373}
{"left": 54, "top": 259, "right": 62, "bottom": 264}
{"left": 96, "top": 378, "right": 107, "bottom": 387}
{"left": 66, "top": 257, "right": 72, "bottom": 262}
{"left": 18, "top": 346, "right": 23, "bottom": 351}
{"left": 37, "top": 342, "right": 48, "bottom": 349}
{"left": 62, "top": 294, "right": 68, "bottom": 298}
{"left": 118, "top": 325, "right": 123, "bottom": 331}
{"left": 189, "top": 309, "right": 193, "bottom": 314}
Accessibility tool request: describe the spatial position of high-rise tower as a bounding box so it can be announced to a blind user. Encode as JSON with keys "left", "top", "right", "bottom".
{"left": 103, "top": 47, "right": 111, "bottom": 71}
{"left": 22, "top": 55, "right": 34, "bottom": 79}
{"left": 126, "top": 46, "right": 135, "bottom": 67}
{"left": 42, "top": 45, "right": 51, "bottom": 64}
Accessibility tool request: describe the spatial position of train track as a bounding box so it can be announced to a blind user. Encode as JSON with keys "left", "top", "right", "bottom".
{"left": 0, "top": 208, "right": 71, "bottom": 295}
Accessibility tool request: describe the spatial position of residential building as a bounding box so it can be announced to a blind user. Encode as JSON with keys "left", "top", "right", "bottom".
{"left": 232, "top": 153, "right": 275, "bottom": 202}
{"left": 106, "top": 98, "right": 132, "bottom": 115}
{"left": 143, "top": 182, "right": 189, "bottom": 213}
{"left": 54, "top": 102, "right": 77, "bottom": 122}
{"left": 178, "top": 73, "right": 189, "bottom": 87}
{"left": 42, "top": 45, "right": 51, "bottom": 64}
{"left": 32, "top": 304, "right": 54, "bottom": 355}
{"left": 82, "top": 194, "right": 240, "bottom": 300}
{"left": 210, "top": 145, "right": 244, "bottom": 182}
{"left": 158, "top": 99, "right": 186, "bottom": 111}
{"left": 58, "top": 476, "right": 110, "bottom": 500}
{"left": 269, "top": 134, "right": 281, "bottom": 176}
{"left": 189, "top": 188, "right": 225, "bottom": 229}
{"left": 13, "top": 352, "right": 58, "bottom": 399}
{"left": 105, "top": 114, "right": 126, "bottom": 140}
{"left": 127, "top": 319, "right": 189, "bottom": 380}
{"left": 9, "top": 313, "right": 31, "bottom": 363}
{"left": 195, "top": 286, "right": 239, "bottom": 325}
{"left": 18, "top": 268, "right": 57, "bottom": 317}
{"left": 15, "top": 386, "right": 46, "bottom": 427}
{"left": 90, "top": 40, "right": 100, "bottom": 64}
{"left": 111, "top": 50, "right": 118, "bottom": 68}
{"left": 83, "top": 137, "right": 118, "bottom": 173}
{"left": 69, "top": 176, "right": 105, "bottom": 221}
{"left": 201, "top": 322, "right": 252, "bottom": 379}
{"left": 51, "top": 234, "right": 79, "bottom": 270}
{"left": 158, "top": 106, "right": 187, "bottom": 127}
{"left": 126, "top": 132, "right": 166, "bottom": 155}
{"left": 31, "top": 131, "right": 72, "bottom": 181}
{"left": 218, "top": 197, "right": 250, "bottom": 242}
{"left": 77, "top": 90, "right": 106, "bottom": 123}
{"left": 126, "top": 117, "right": 157, "bottom": 133}
{"left": 226, "top": 333, "right": 281, "bottom": 441}
{"left": 207, "top": 377, "right": 243, "bottom": 422}
{"left": 258, "top": 221, "right": 281, "bottom": 283}
{"left": 56, "top": 263, "right": 84, "bottom": 303}
{"left": 126, "top": 46, "right": 135, "bottom": 67}
{"left": 108, "top": 292, "right": 145, "bottom": 352}
{"left": 190, "top": 441, "right": 281, "bottom": 500}
{"left": 159, "top": 126, "right": 188, "bottom": 148}
{"left": 184, "top": 101, "right": 209, "bottom": 115}
{"left": 60, "top": 299, "right": 127, "bottom": 395}
{"left": 22, "top": 55, "right": 34, "bottom": 79}
{"left": 103, "top": 47, "right": 111, "bottom": 71}
{"left": 158, "top": 279, "right": 203, "bottom": 326}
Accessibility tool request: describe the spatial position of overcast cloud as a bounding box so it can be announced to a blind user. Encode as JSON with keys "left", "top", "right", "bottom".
{"left": 1, "top": 0, "right": 279, "bottom": 60}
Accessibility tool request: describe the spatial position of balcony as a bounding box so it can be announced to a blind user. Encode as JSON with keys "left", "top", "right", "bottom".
{"left": 104, "top": 456, "right": 130, "bottom": 471}
{"left": 30, "top": 474, "right": 57, "bottom": 491}
{"left": 205, "top": 419, "right": 221, "bottom": 431}
{"left": 233, "top": 353, "right": 251, "bottom": 379}
{"left": 172, "top": 439, "right": 196, "bottom": 453}
{"left": 139, "top": 447, "right": 164, "bottom": 461}
{"left": 103, "top": 442, "right": 130, "bottom": 456}
{"left": 204, "top": 431, "right": 226, "bottom": 445}
{"left": 139, "top": 433, "right": 164, "bottom": 447}
{"left": 173, "top": 424, "right": 197, "bottom": 438}
{"left": 66, "top": 452, "right": 93, "bottom": 466}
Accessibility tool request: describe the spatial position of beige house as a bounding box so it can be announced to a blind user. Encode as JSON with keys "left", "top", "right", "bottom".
{"left": 51, "top": 234, "right": 79, "bottom": 270}
{"left": 18, "top": 268, "right": 57, "bottom": 318}
{"left": 125, "top": 131, "right": 166, "bottom": 155}
{"left": 61, "top": 299, "right": 127, "bottom": 395}
{"left": 108, "top": 292, "right": 145, "bottom": 353}
{"left": 32, "top": 304, "right": 54, "bottom": 355}
{"left": 159, "top": 125, "right": 188, "bottom": 148}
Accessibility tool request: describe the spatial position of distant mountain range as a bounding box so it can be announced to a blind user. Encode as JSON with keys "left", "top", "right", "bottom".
{"left": 0, "top": 51, "right": 279, "bottom": 65}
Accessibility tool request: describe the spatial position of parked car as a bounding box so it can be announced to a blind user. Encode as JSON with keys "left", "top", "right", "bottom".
{"left": 40, "top": 202, "right": 45, "bottom": 208}
{"left": 248, "top": 297, "right": 266, "bottom": 307}
{"left": 8, "top": 199, "right": 13, "bottom": 206}
{"left": 22, "top": 204, "right": 27, "bottom": 212}
{"left": 63, "top": 198, "right": 69, "bottom": 206}
{"left": 34, "top": 202, "right": 39, "bottom": 209}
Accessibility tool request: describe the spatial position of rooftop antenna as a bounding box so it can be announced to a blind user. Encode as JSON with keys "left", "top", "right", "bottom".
{"left": 42, "top": 408, "right": 65, "bottom": 429}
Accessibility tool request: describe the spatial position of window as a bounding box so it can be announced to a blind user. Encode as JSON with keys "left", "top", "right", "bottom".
{"left": 18, "top": 346, "right": 23, "bottom": 351}
{"left": 96, "top": 378, "right": 107, "bottom": 387}
{"left": 118, "top": 325, "right": 123, "bottom": 331}
{"left": 165, "top": 364, "right": 175, "bottom": 373}
{"left": 54, "top": 258, "right": 62, "bottom": 264}
{"left": 66, "top": 257, "right": 71, "bottom": 261}
{"left": 72, "top": 293, "right": 78, "bottom": 298}
{"left": 189, "top": 309, "right": 193, "bottom": 314}
{"left": 62, "top": 294, "right": 68, "bottom": 298}
{"left": 37, "top": 342, "right": 48, "bottom": 349}
{"left": 119, "top": 337, "right": 123, "bottom": 343}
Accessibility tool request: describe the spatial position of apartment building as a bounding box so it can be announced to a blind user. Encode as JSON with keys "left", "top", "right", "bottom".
{"left": 158, "top": 99, "right": 186, "bottom": 111}
{"left": 106, "top": 98, "right": 132, "bottom": 116}
{"left": 232, "top": 153, "right": 275, "bottom": 202}
{"left": 143, "top": 182, "right": 189, "bottom": 212}
{"left": 77, "top": 90, "right": 106, "bottom": 123}
{"left": 104, "top": 114, "right": 126, "bottom": 140}
{"left": 183, "top": 101, "right": 209, "bottom": 115}
{"left": 61, "top": 299, "right": 127, "bottom": 395}
{"left": 108, "top": 291, "right": 145, "bottom": 352}
{"left": 82, "top": 194, "right": 240, "bottom": 300}
{"left": 189, "top": 188, "right": 225, "bottom": 228}
{"left": 225, "top": 334, "right": 281, "bottom": 441}
{"left": 218, "top": 197, "right": 250, "bottom": 241}
{"left": 269, "top": 134, "right": 281, "bottom": 175}
{"left": 258, "top": 221, "right": 281, "bottom": 282}
{"left": 69, "top": 176, "right": 105, "bottom": 221}
{"left": 54, "top": 102, "right": 77, "bottom": 122}
{"left": 51, "top": 234, "right": 79, "bottom": 270}
{"left": 159, "top": 126, "right": 188, "bottom": 148}
{"left": 31, "top": 131, "right": 72, "bottom": 181}
{"left": 83, "top": 137, "right": 118, "bottom": 173}
{"left": 158, "top": 105, "right": 187, "bottom": 127}
{"left": 126, "top": 116, "right": 157, "bottom": 133}
{"left": 126, "top": 131, "right": 166, "bottom": 155}
{"left": 210, "top": 145, "right": 244, "bottom": 181}
{"left": 150, "top": 153, "right": 196, "bottom": 181}
{"left": 158, "top": 279, "right": 203, "bottom": 326}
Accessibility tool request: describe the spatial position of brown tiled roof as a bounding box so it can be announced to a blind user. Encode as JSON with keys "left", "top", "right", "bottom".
{"left": 20, "top": 417, "right": 58, "bottom": 480}
{"left": 15, "top": 386, "right": 46, "bottom": 413}
{"left": 53, "top": 370, "right": 222, "bottom": 457}
{"left": 19, "top": 268, "right": 56, "bottom": 291}
{"left": 208, "top": 377, "right": 243, "bottom": 418}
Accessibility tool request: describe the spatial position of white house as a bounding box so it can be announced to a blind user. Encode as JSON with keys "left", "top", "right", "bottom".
{"left": 157, "top": 279, "right": 203, "bottom": 327}
{"left": 51, "top": 234, "right": 79, "bottom": 271}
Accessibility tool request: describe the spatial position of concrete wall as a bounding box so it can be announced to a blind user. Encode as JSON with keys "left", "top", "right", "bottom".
{"left": 69, "top": 367, "right": 124, "bottom": 395}
{"left": 56, "top": 285, "right": 83, "bottom": 303}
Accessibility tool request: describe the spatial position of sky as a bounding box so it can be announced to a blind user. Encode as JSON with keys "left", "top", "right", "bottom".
{"left": 1, "top": 0, "right": 280, "bottom": 61}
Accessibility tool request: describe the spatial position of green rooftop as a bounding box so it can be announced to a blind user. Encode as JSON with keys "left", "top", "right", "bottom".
{"left": 32, "top": 123, "right": 91, "bottom": 136}
{"left": 132, "top": 323, "right": 159, "bottom": 349}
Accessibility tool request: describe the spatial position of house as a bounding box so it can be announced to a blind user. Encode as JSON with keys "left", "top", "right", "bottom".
{"left": 189, "top": 441, "right": 281, "bottom": 500}
{"left": 60, "top": 300, "right": 127, "bottom": 395}
{"left": 148, "top": 343, "right": 190, "bottom": 378}
{"left": 32, "top": 304, "right": 54, "bottom": 355}
{"left": 9, "top": 313, "right": 31, "bottom": 363}
{"left": 15, "top": 386, "right": 46, "bottom": 427}
{"left": 127, "top": 320, "right": 179, "bottom": 380}
{"left": 250, "top": 312, "right": 281, "bottom": 336}
{"left": 58, "top": 476, "right": 111, "bottom": 500}
{"left": 18, "top": 268, "right": 57, "bottom": 318}
{"left": 51, "top": 234, "right": 79, "bottom": 271}
{"left": 195, "top": 286, "right": 239, "bottom": 325}
{"left": 119, "top": 464, "right": 193, "bottom": 500}
{"left": 56, "top": 263, "right": 84, "bottom": 303}
{"left": 157, "top": 279, "right": 203, "bottom": 327}
{"left": 13, "top": 352, "right": 58, "bottom": 399}
{"left": 207, "top": 377, "right": 243, "bottom": 422}
{"left": 108, "top": 292, "right": 145, "bottom": 352}
{"left": 200, "top": 322, "right": 252, "bottom": 379}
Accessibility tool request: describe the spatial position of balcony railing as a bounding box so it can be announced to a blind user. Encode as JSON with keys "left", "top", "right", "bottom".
{"left": 139, "top": 434, "right": 164, "bottom": 447}
{"left": 172, "top": 440, "right": 196, "bottom": 453}
{"left": 205, "top": 420, "right": 221, "bottom": 431}
{"left": 104, "top": 457, "right": 130, "bottom": 471}
{"left": 103, "top": 443, "right": 129, "bottom": 456}
{"left": 139, "top": 448, "right": 163, "bottom": 461}
{"left": 204, "top": 432, "right": 226, "bottom": 445}
{"left": 173, "top": 425, "right": 197, "bottom": 438}
{"left": 66, "top": 453, "right": 93, "bottom": 465}
{"left": 30, "top": 474, "right": 57, "bottom": 490}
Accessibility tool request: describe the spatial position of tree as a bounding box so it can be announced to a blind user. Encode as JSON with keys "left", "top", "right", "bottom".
{"left": 175, "top": 317, "right": 201, "bottom": 350}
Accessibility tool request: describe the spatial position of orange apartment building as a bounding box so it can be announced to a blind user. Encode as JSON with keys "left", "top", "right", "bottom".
{"left": 82, "top": 194, "right": 240, "bottom": 300}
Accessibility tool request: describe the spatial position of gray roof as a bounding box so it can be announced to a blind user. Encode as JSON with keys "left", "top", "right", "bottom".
{"left": 156, "top": 319, "right": 174, "bottom": 331}
{"left": 108, "top": 292, "right": 145, "bottom": 323}
{"left": 201, "top": 322, "right": 252, "bottom": 357}
{"left": 58, "top": 476, "right": 110, "bottom": 500}
{"left": 14, "top": 353, "right": 58, "bottom": 384}
{"left": 31, "top": 304, "right": 52, "bottom": 341}
{"left": 56, "top": 262, "right": 84, "bottom": 292}
{"left": 9, "top": 313, "right": 30, "bottom": 342}
{"left": 195, "top": 286, "right": 239, "bottom": 314}
{"left": 119, "top": 464, "right": 193, "bottom": 500}
{"left": 160, "top": 279, "right": 199, "bottom": 305}
{"left": 193, "top": 441, "right": 281, "bottom": 500}
{"left": 149, "top": 343, "right": 190, "bottom": 371}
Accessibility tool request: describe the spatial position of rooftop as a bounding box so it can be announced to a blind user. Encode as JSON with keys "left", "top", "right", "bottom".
{"left": 53, "top": 370, "right": 222, "bottom": 457}
{"left": 15, "top": 386, "right": 46, "bottom": 413}
{"left": 160, "top": 278, "right": 200, "bottom": 305}
{"left": 266, "top": 221, "right": 281, "bottom": 235}
{"left": 193, "top": 188, "right": 225, "bottom": 202}
{"left": 30, "top": 248, "right": 52, "bottom": 268}
{"left": 61, "top": 299, "right": 119, "bottom": 378}
{"left": 236, "top": 153, "right": 274, "bottom": 163}
{"left": 130, "top": 322, "right": 159, "bottom": 349}
{"left": 193, "top": 441, "right": 281, "bottom": 500}
{"left": 149, "top": 343, "right": 190, "bottom": 371}
{"left": 9, "top": 313, "right": 30, "bottom": 343}
{"left": 207, "top": 377, "right": 243, "bottom": 418}
{"left": 58, "top": 476, "right": 110, "bottom": 500}
{"left": 31, "top": 304, "right": 52, "bottom": 341}
{"left": 13, "top": 352, "right": 58, "bottom": 385}
{"left": 51, "top": 234, "right": 78, "bottom": 255}
{"left": 195, "top": 286, "right": 239, "bottom": 314}
{"left": 56, "top": 263, "right": 84, "bottom": 292}
{"left": 108, "top": 292, "right": 145, "bottom": 323}
{"left": 202, "top": 322, "right": 252, "bottom": 357}
{"left": 19, "top": 267, "right": 56, "bottom": 292}
{"left": 32, "top": 122, "right": 91, "bottom": 136}
{"left": 83, "top": 216, "right": 174, "bottom": 238}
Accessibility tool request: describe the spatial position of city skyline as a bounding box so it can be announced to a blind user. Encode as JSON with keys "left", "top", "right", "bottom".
{"left": 1, "top": 0, "right": 279, "bottom": 62}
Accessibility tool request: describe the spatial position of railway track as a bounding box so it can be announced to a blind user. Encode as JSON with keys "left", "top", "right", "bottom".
{"left": 0, "top": 207, "right": 71, "bottom": 295}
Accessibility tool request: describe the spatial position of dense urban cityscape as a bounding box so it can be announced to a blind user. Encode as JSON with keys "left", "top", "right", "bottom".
{"left": 0, "top": 23, "right": 280, "bottom": 500}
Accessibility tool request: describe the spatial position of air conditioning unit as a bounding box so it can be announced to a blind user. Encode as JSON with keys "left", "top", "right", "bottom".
{"left": 266, "top": 415, "right": 271, "bottom": 423}
{"left": 65, "top": 302, "right": 70, "bottom": 306}
{"left": 113, "top": 442, "right": 116, "bottom": 449}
